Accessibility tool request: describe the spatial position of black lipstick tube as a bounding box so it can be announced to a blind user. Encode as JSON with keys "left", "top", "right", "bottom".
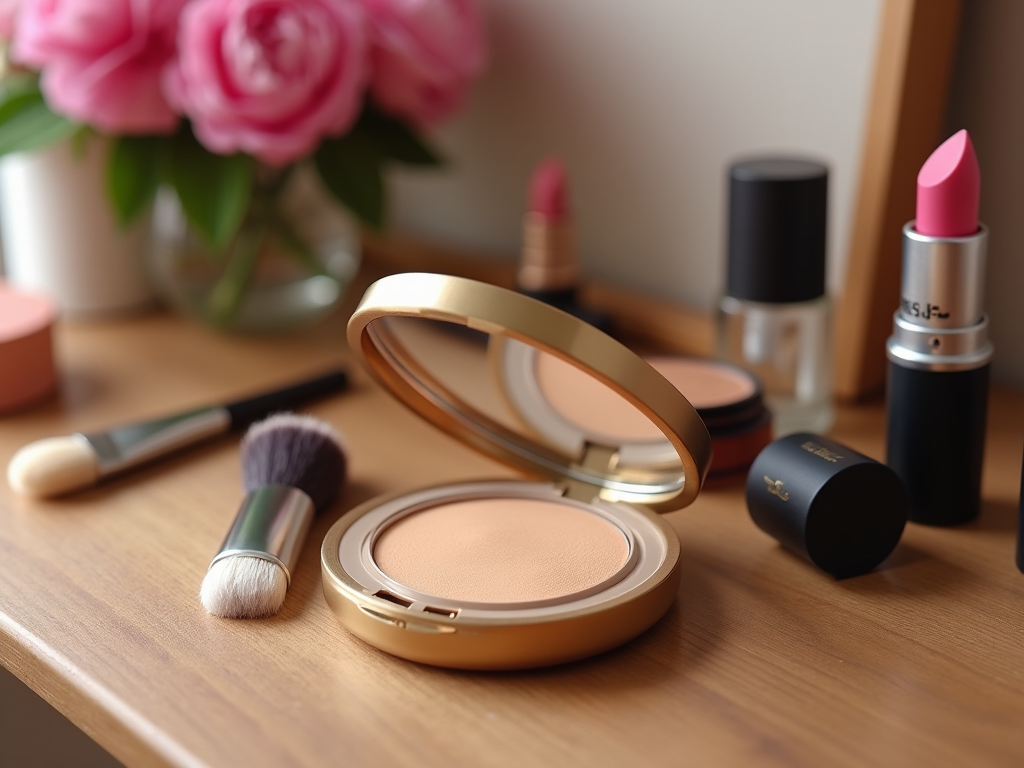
{"left": 885, "top": 222, "right": 992, "bottom": 526}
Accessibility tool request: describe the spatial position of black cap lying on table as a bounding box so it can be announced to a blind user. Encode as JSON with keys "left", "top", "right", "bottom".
{"left": 746, "top": 433, "right": 908, "bottom": 578}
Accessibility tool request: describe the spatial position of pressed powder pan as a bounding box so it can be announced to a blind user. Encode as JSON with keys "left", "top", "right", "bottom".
{"left": 372, "top": 496, "right": 632, "bottom": 604}
{"left": 322, "top": 273, "right": 712, "bottom": 669}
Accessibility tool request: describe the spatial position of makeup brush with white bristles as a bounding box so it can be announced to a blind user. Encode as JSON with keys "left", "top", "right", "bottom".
{"left": 7, "top": 368, "right": 348, "bottom": 499}
{"left": 200, "top": 413, "right": 347, "bottom": 619}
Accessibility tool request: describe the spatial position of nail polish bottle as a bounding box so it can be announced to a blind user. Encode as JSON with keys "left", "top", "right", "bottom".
{"left": 716, "top": 158, "right": 834, "bottom": 436}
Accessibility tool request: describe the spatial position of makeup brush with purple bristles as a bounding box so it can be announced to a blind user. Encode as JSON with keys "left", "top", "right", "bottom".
{"left": 200, "top": 413, "right": 347, "bottom": 619}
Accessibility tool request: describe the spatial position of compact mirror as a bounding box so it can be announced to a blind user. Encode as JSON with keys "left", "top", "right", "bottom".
{"left": 347, "top": 273, "right": 712, "bottom": 511}
{"left": 326, "top": 273, "right": 715, "bottom": 669}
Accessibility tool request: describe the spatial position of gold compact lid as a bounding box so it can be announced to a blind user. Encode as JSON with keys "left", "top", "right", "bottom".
{"left": 347, "top": 273, "right": 712, "bottom": 512}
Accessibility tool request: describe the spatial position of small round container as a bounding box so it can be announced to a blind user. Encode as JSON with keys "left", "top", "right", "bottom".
{"left": 679, "top": 359, "right": 771, "bottom": 485}
{"left": 322, "top": 273, "right": 713, "bottom": 670}
{"left": 0, "top": 281, "right": 57, "bottom": 414}
{"left": 746, "top": 433, "right": 908, "bottom": 578}
{"left": 496, "top": 345, "right": 769, "bottom": 487}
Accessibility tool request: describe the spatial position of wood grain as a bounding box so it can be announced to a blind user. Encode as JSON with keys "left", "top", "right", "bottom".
{"left": 1, "top": 295, "right": 1023, "bottom": 767}
{"left": 833, "top": 0, "right": 964, "bottom": 401}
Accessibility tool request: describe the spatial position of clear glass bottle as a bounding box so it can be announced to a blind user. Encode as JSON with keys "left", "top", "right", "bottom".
{"left": 716, "top": 157, "right": 835, "bottom": 437}
{"left": 717, "top": 294, "right": 833, "bottom": 435}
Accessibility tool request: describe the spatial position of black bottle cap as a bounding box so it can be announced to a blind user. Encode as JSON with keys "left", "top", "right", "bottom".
{"left": 746, "top": 433, "right": 907, "bottom": 578}
{"left": 727, "top": 158, "right": 828, "bottom": 303}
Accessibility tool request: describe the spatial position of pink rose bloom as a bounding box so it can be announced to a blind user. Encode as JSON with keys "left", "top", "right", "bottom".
{"left": 0, "top": 0, "right": 20, "bottom": 40}
{"left": 165, "top": 0, "right": 367, "bottom": 166}
{"left": 362, "top": 0, "right": 485, "bottom": 127}
{"left": 12, "top": 0, "right": 186, "bottom": 133}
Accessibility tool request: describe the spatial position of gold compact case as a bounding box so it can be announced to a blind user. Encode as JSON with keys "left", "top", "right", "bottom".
{"left": 322, "top": 273, "right": 712, "bottom": 669}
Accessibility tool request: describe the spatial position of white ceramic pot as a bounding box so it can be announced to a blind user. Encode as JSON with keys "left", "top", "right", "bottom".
{"left": 0, "top": 137, "right": 154, "bottom": 318}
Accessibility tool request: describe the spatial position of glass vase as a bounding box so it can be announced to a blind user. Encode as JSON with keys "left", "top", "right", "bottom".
{"left": 147, "top": 164, "right": 360, "bottom": 332}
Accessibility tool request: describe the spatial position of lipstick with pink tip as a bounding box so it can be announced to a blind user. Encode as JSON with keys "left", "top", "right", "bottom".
{"left": 517, "top": 157, "right": 612, "bottom": 334}
{"left": 886, "top": 129, "right": 992, "bottom": 526}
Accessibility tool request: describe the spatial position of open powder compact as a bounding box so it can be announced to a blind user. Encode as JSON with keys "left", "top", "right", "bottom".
{"left": 321, "top": 273, "right": 712, "bottom": 669}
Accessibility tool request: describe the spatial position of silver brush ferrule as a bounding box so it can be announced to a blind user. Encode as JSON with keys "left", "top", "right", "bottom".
{"left": 209, "top": 485, "right": 315, "bottom": 585}
{"left": 886, "top": 222, "right": 992, "bottom": 373}
{"left": 80, "top": 406, "right": 232, "bottom": 476}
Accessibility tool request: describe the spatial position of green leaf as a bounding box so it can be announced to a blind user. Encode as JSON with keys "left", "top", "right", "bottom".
{"left": 107, "top": 135, "right": 165, "bottom": 226}
{"left": 0, "top": 89, "right": 42, "bottom": 129}
{"left": 0, "top": 91, "right": 78, "bottom": 157}
{"left": 168, "top": 128, "right": 252, "bottom": 249}
{"left": 69, "top": 125, "right": 94, "bottom": 158}
{"left": 270, "top": 210, "right": 329, "bottom": 277}
{"left": 359, "top": 107, "right": 443, "bottom": 167}
{"left": 314, "top": 131, "right": 386, "bottom": 230}
{"left": 205, "top": 220, "right": 267, "bottom": 326}
{"left": 0, "top": 73, "right": 41, "bottom": 102}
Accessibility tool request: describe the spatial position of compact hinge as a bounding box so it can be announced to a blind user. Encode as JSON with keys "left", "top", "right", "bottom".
{"left": 560, "top": 442, "right": 619, "bottom": 503}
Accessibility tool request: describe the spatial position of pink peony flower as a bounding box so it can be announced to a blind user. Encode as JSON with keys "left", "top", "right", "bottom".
{"left": 0, "top": 0, "right": 20, "bottom": 40}
{"left": 361, "top": 0, "right": 485, "bottom": 127}
{"left": 165, "top": 0, "right": 367, "bottom": 166}
{"left": 12, "top": 0, "right": 186, "bottom": 133}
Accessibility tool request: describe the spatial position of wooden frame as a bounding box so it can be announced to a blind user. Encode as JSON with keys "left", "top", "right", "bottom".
{"left": 833, "top": 0, "right": 965, "bottom": 400}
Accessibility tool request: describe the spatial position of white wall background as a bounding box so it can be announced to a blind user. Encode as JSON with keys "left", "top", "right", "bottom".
{"left": 389, "top": 0, "right": 882, "bottom": 311}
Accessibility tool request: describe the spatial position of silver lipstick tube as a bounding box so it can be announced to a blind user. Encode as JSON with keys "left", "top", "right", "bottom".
{"left": 886, "top": 223, "right": 992, "bottom": 369}
{"left": 885, "top": 222, "right": 992, "bottom": 526}
{"left": 896, "top": 224, "right": 988, "bottom": 328}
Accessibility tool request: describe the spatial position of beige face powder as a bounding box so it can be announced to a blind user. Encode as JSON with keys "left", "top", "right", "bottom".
{"left": 646, "top": 356, "right": 759, "bottom": 408}
{"left": 534, "top": 352, "right": 758, "bottom": 440}
{"left": 372, "top": 497, "right": 630, "bottom": 604}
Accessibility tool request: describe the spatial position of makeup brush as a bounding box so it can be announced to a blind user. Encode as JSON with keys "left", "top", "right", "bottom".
{"left": 7, "top": 368, "right": 348, "bottom": 499}
{"left": 200, "top": 413, "right": 347, "bottom": 619}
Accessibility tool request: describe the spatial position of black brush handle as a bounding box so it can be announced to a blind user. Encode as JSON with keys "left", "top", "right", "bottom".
{"left": 225, "top": 369, "right": 349, "bottom": 429}
{"left": 886, "top": 361, "right": 989, "bottom": 526}
{"left": 1018, "top": 441, "right": 1024, "bottom": 574}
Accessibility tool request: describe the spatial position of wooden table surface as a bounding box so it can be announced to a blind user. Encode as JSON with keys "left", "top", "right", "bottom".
{"left": 2, "top": 283, "right": 1024, "bottom": 768}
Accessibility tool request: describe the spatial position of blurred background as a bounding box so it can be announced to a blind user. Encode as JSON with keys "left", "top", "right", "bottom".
{"left": 3, "top": 1, "right": 1024, "bottom": 764}
{"left": 390, "top": 0, "right": 879, "bottom": 317}
{"left": 385, "top": 0, "right": 1024, "bottom": 389}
